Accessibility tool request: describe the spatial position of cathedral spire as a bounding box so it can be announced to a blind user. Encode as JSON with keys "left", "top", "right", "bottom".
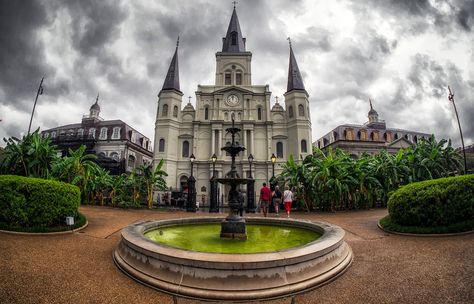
{"left": 286, "top": 38, "right": 306, "bottom": 93}
{"left": 161, "top": 37, "right": 181, "bottom": 92}
{"left": 368, "top": 98, "right": 379, "bottom": 123}
{"left": 222, "top": 6, "right": 246, "bottom": 52}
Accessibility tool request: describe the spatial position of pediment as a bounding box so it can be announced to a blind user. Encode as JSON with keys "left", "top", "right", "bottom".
{"left": 213, "top": 86, "right": 254, "bottom": 95}
{"left": 388, "top": 137, "right": 413, "bottom": 148}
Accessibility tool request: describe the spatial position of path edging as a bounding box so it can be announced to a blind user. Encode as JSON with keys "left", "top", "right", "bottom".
{"left": 377, "top": 222, "right": 473, "bottom": 237}
{"left": 0, "top": 220, "right": 89, "bottom": 236}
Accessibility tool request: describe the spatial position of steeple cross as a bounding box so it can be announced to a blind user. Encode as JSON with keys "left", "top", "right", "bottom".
{"left": 232, "top": 1, "right": 238, "bottom": 8}
{"left": 95, "top": 92, "right": 99, "bottom": 104}
{"left": 287, "top": 37, "right": 292, "bottom": 48}
{"left": 369, "top": 98, "right": 373, "bottom": 110}
{"left": 188, "top": 96, "right": 192, "bottom": 104}
{"left": 275, "top": 96, "right": 279, "bottom": 103}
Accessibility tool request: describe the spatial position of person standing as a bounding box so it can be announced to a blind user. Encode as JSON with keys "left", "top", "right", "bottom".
{"left": 273, "top": 185, "right": 282, "bottom": 216}
{"left": 283, "top": 185, "right": 294, "bottom": 218}
{"left": 259, "top": 182, "right": 271, "bottom": 217}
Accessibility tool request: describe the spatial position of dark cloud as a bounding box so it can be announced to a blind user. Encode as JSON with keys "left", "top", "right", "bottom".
{"left": 0, "top": 0, "right": 52, "bottom": 109}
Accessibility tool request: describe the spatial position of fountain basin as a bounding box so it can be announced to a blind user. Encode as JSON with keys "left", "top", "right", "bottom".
{"left": 113, "top": 217, "right": 353, "bottom": 301}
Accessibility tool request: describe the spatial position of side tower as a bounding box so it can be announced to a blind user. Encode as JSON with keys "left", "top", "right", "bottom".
{"left": 284, "top": 39, "right": 312, "bottom": 160}
{"left": 154, "top": 38, "right": 183, "bottom": 186}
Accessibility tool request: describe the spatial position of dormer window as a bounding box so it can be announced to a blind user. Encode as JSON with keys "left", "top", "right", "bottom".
{"left": 112, "top": 127, "right": 120, "bottom": 139}
{"left": 231, "top": 32, "right": 237, "bottom": 45}
{"left": 99, "top": 127, "right": 108, "bottom": 140}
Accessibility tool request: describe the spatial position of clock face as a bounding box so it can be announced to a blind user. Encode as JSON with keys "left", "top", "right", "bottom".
{"left": 227, "top": 94, "right": 239, "bottom": 106}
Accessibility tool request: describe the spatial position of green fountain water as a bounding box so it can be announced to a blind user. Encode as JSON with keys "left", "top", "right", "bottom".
{"left": 145, "top": 223, "right": 321, "bottom": 254}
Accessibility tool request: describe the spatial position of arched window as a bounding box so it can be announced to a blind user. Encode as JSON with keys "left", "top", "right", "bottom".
{"left": 68, "top": 129, "right": 75, "bottom": 137}
{"left": 301, "top": 140, "right": 307, "bottom": 153}
{"left": 204, "top": 106, "right": 209, "bottom": 120}
{"left": 394, "top": 133, "right": 399, "bottom": 140}
{"left": 173, "top": 105, "right": 178, "bottom": 117}
{"left": 182, "top": 140, "right": 189, "bottom": 157}
{"left": 112, "top": 127, "right": 120, "bottom": 139}
{"left": 236, "top": 72, "right": 242, "bottom": 85}
{"left": 298, "top": 104, "right": 305, "bottom": 117}
{"left": 159, "top": 139, "right": 165, "bottom": 152}
{"left": 288, "top": 106, "right": 294, "bottom": 118}
{"left": 370, "top": 132, "right": 375, "bottom": 141}
{"left": 225, "top": 72, "right": 231, "bottom": 85}
{"left": 51, "top": 131, "right": 57, "bottom": 138}
{"left": 77, "top": 128, "right": 84, "bottom": 138}
{"left": 257, "top": 107, "right": 262, "bottom": 120}
{"left": 333, "top": 131, "right": 339, "bottom": 141}
{"left": 383, "top": 132, "right": 388, "bottom": 142}
{"left": 99, "top": 127, "right": 108, "bottom": 140}
{"left": 276, "top": 142, "right": 283, "bottom": 158}
{"left": 128, "top": 155, "right": 136, "bottom": 168}
{"left": 162, "top": 104, "right": 168, "bottom": 117}
{"left": 404, "top": 134, "right": 408, "bottom": 140}
{"left": 231, "top": 31, "right": 237, "bottom": 45}
{"left": 413, "top": 135, "right": 418, "bottom": 144}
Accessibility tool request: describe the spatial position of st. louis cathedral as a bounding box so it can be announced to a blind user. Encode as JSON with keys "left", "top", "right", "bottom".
{"left": 153, "top": 7, "right": 312, "bottom": 201}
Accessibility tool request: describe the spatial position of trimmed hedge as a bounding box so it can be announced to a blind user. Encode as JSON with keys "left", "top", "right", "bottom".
{"left": 0, "top": 175, "right": 80, "bottom": 227}
{"left": 388, "top": 174, "right": 474, "bottom": 227}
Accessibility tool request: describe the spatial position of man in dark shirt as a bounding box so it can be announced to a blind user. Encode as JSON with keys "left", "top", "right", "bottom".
{"left": 259, "top": 182, "right": 271, "bottom": 217}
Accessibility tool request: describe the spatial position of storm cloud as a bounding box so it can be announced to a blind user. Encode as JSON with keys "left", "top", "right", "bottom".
{"left": 0, "top": 0, "right": 472, "bottom": 149}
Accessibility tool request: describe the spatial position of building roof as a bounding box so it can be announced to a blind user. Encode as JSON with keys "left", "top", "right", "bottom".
{"left": 286, "top": 40, "right": 306, "bottom": 93}
{"left": 161, "top": 38, "right": 181, "bottom": 92}
{"left": 221, "top": 7, "right": 246, "bottom": 53}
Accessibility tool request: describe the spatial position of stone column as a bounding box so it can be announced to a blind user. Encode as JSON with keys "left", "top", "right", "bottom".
{"left": 211, "top": 129, "right": 215, "bottom": 155}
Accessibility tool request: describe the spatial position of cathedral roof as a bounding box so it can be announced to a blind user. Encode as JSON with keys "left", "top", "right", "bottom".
{"left": 286, "top": 39, "right": 306, "bottom": 93}
{"left": 222, "top": 7, "right": 246, "bottom": 53}
{"left": 161, "top": 38, "right": 181, "bottom": 92}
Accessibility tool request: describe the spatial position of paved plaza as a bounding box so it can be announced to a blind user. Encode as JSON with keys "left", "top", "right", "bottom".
{"left": 0, "top": 206, "right": 472, "bottom": 304}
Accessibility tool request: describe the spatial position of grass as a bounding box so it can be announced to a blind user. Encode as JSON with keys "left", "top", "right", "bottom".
{"left": 379, "top": 215, "right": 474, "bottom": 234}
{"left": 0, "top": 213, "right": 87, "bottom": 233}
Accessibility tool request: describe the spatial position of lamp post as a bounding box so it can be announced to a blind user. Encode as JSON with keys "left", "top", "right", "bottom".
{"left": 209, "top": 153, "right": 219, "bottom": 213}
{"left": 186, "top": 154, "right": 197, "bottom": 212}
{"left": 246, "top": 154, "right": 256, "bottom": 212}
{"left": 448, "top": 86, "right": 468, "bottom": 174}
{"left": 271, "top": 153, "right": 277, "bottom": 178}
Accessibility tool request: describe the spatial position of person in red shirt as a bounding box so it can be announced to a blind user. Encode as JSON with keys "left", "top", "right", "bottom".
{"left": 259, "top": 182, "right": 271, "bottom": 217}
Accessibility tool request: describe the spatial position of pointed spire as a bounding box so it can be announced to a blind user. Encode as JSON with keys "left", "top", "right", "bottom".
{"left": 368, "top": 98, "right": 379, "bottom": 122}
{"left": 286, "top": 38, "right": 306, "bottom": 93}
{"left": 161, "top": 37, "right": 181, "bottom": 92}
{"left": 222, "top": 6, "right": 246, "bottom": 52}
{"left": 369, "top": 98, "right": 374, "bottom": 110}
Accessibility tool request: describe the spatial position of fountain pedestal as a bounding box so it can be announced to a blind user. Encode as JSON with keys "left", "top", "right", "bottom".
{"left": 220, "top": 217, "right": 247, "bottom": 240}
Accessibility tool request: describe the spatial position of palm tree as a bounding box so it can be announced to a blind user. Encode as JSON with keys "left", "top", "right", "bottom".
{"left": 135, "top": 159, "right": 168, "bottom": 209}
{"left": 1, "top": 130, "right": 58, "bottom": 178}
{"left": 52, "top": 145, "right": 99, "bottom": 203}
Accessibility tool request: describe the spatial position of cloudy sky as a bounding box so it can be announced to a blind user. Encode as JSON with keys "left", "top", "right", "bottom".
{"left": 1, "top": 0, "right": 473, "bottom": 148}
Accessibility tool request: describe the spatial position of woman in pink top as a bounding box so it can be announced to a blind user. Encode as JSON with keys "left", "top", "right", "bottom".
{"left": 283, "top": 185, "right": 294, "bottom": 218}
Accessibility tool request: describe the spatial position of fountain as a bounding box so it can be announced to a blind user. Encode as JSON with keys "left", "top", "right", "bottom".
{"left": 217, "top": 115, "right": 248, "bottom": 239}
{"left": 113, "top": 116, "right": 353, "bottom": 301}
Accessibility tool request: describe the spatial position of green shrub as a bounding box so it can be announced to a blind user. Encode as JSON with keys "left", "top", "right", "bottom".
{"left": 388, "top": 175, "right": 474, "bottom": 227}
{"left": 0, "top": 175, "right": 80, "bottom": 227}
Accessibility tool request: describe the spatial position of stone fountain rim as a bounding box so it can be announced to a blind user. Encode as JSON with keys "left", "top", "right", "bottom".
{"left": 120, "top": 217, "right": 345, "bottom": 268}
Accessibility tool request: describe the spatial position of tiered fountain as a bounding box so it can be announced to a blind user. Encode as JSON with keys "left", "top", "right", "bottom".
{"left": 113, "top": 116, "right": 353, "bottom": 301}
{"left": 217, "top": 115, "right": 249, "bottom": 239}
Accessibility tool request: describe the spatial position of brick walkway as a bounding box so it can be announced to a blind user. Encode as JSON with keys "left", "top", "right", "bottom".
{"left": 0, "top": 206, "right": 472, "bottom": 304}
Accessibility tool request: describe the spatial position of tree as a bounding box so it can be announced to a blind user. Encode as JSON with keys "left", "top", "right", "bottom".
{"left": 135, "top": 160, "right": 168, "bottom": 209}
{"left": 52, "top": 145, "right": 99, "bottom": 203}
{"left": 1, "top": 130, "right": 58, "bottom": 178}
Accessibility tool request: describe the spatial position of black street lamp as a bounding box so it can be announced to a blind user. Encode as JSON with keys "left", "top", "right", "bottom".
{"left": 246, "top": 154, "right": 256, "bottom": 213}
{"left": 248, "top": 154, "right": 254, "bottom": 178}
{"left": 210, "top": 153, "right": 219, "bottom": 213}
{"left": 211, "top": 153, "right": 217, "bottom": 178}
{"left": 271, "top": 153, "right": 277, "bottom": 178}
{"left": 186, "top": 154, "right": 197, "bottom": 212}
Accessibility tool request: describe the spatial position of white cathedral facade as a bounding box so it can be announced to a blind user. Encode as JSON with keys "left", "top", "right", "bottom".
{"left": 153, "top": 7, "right": 312, "bottom": 202}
